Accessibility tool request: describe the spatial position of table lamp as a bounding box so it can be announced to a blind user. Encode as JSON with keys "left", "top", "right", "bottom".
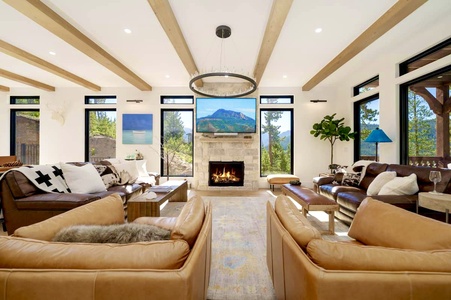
{"left": 364, "top": 128, "right": 392, "bottom": 162}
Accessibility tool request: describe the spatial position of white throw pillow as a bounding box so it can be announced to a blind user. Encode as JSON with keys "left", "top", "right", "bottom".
{"left": 113, "top": 161, "right": 140, "bottom": 184}
{"left": 367, "top": 171, "right": 397, "bottom": 196}
{"left": 61, "top": 163, "right": 106, "bottom": 194}
{"left": 378, "top": 174, "right": 419, "bottom": 196}
{"left": 135, "top": 160, "right": 148, "bottom": 177}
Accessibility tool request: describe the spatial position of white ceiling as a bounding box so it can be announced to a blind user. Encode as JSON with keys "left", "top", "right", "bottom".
{"left": 0, "top": 0, "right": 449, "bottom": 91}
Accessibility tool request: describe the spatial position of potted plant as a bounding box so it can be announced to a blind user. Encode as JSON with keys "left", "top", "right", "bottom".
{"left": 310, "top": 113, "right": 356, "bottom": 171}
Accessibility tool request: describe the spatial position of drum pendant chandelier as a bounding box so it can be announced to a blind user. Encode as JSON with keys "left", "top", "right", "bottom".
{"left": 189, "top": 25, "right": 257, "bottom": 98}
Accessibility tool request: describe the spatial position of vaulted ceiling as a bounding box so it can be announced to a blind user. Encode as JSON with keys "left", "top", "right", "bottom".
{"left": 0, "top": 0, "right": 448, "bottom": 93}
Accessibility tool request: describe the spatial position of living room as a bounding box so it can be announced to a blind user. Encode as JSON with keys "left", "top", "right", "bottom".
{"left": 0, "top": 0, "right": 451, "bottom": 299}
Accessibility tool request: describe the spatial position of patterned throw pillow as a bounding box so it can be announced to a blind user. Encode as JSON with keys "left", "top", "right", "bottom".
{"left": 341, "top": 172, "right": 361, "bottom": 187}
{"left": 94, "top": 164, "right": 120, "bottom": 189}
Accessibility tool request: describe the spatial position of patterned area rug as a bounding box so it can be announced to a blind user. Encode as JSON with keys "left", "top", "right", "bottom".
{"left": 204, "top": 196, "right": 276, "bottom": 300}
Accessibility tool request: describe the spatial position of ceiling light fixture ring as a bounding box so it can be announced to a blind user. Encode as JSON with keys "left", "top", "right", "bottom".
{"left": 189, "top": 25, "right": 257, "bottom": 98}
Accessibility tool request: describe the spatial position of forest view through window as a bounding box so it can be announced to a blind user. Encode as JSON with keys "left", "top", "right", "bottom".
{"left": 260, "top": 109, "right": 293, "bottom": 176}
{"left": 402, "top": 66, "right": 451, "bottom": 167}
{"left": 354, "top": 95, "right": 380, "bottom": 161}
{"left": 161, "top": 109, "right": 193, "bottom": 178}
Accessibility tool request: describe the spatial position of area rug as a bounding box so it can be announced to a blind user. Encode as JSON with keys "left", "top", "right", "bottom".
{"left": 204, "top": 196, "right": 276, "bottom": 300}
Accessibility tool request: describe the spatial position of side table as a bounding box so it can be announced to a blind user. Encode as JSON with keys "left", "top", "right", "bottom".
{"left": 417, "top": 192, "right": 451, "bottom": 223}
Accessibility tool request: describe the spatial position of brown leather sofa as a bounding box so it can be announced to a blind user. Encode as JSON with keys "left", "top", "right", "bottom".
{"left": 0, "top": 194, "right": 212, "bottom": 300}
{"left": 267, "top": 195, "right": 451, "bottom": 300}
{"left": 314, "top": 163, "right": 451, "bottom": 225}
{"left": 0, "top": 165, "right": 145, "bottom": 234}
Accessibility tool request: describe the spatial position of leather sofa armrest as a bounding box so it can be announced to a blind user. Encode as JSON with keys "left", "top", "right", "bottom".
{"left": 14, "top": 193, "right": 101, "bottom": 210}
{"left": 313, "top": 175, "right": 335, "bottom": 186}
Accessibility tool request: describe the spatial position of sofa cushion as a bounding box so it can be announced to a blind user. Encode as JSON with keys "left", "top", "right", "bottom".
{"left": 133, "top": 217, "right": 178, "bottom": 231}
{"left": 348, "top": 197, "right": 451, "bottom": 250}
{"left": 307, "top": 239, "right": 451, "bottom": 272}
{"left": 0, "top": 236, "right": 189, "bottom": 270}
{"left": 60, "top": 163, "right": 106, "bottom": 194}
{"left": 366, "top": 171, "right": 396, "bottom": 196}
{"left": 14, "top": 194, "right": 125, "bottom": 241}
{"left": 274, "top": 195, "right": 321, "bottom": 249}
{"left": 171, "top": 195, "right": 205, "bottom": 248}
{"left": 112, "top": 161, "right": 140, "bottom": 184}
{"left": 378, "top": 174, "right": 419, "bottom": 195}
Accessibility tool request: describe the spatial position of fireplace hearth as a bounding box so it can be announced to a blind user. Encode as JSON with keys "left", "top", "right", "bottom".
{"left": 209, "top": 161, "right": 244, "bottom": 186}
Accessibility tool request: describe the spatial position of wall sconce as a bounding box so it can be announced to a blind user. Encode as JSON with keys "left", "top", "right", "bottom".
{"left": 310, "top": 99, "right": 327, "bottom": 103}
{"left": 126, "top": 99, "right": 143, "bottom": 103}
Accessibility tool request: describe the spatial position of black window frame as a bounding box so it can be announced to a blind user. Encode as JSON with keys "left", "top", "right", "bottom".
{"left": 160, "top": 108, "right": 194, "bottom": 178}
{"left": 84, "top": 108, "right": 117, "bottom": 162}
{"left": 399, "top": 64, "right": 451, "bottom": 165}
{"left": 10, "top": 108, "right": 40, "bottom": 163}
{"left": 161, "top": 95, "right": 194, "bottom": 105}
{"left": 353, "top": 93, "right": 380, "bottom": 162}
{"left": 399, "top": 37, "right": 451, "bottom": 76}
{"left": 84, "top": 95, "right": 117, "bottom": 105}
{"left": 259, "top": 108, "right": 294, "bottom": 177}
{"left": 10, "top": 96, "right": 40, "bottom": 105}
{"left": 353, "top": 76, "right": 379, "bottom": 96}
{"left": 260, "top": 95, "right": 294, "bottom": 104}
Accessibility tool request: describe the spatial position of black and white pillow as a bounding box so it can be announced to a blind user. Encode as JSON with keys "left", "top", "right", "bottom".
{"left": 341, "top": 172, "right": 361, "bottom": 187}
{"left": 94, "top": 164, "right": 120, "bottom": 189}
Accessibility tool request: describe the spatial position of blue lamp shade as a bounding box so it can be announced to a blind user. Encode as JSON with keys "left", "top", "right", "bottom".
{"left": 364, "top": 128, "right": 392, "bottom": 143}
{"left": 364, "top": 128, "right": 392, "bottom": 162}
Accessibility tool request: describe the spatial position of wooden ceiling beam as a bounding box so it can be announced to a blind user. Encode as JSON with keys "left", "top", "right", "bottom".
{"left": 0, "top": 40, "right": 101, "bottom": 91}
{"left": 254, "top": 0, "right": 293, "bottom": 85}
{"left": 0, "top": 85, "right": 10, "bottom": 92}
{"left": 147, "top": 0, "right": 203, "bottom": 87}
{"left": 302, "top": 0, "right": 428, "bottom": 91}
{"left": 0, "top": 68, "right": 55, "bottom": 91}
{"left": 4, "top": 0, "right": 152, "bottom": 91}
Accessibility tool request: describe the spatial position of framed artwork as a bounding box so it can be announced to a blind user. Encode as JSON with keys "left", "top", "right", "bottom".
{"left": 122, "top": 114, "right": 153, "bottom": 144}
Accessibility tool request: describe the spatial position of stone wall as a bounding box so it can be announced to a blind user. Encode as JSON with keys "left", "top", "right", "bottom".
{"left": 194, "top": 134, "right": 259, "bottom": 190}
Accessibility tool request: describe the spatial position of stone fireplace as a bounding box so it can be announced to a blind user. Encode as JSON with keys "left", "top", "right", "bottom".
{"left": 194, "top": 134, "right": 259, "bottom": 190}
{"left": 209, "top": 161, "right": 244, "bottom": 187}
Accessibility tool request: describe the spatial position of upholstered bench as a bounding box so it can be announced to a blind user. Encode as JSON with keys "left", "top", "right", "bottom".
{"left": 267, "top": 174, "right": 300, "bottom": 191}
{"left": 281, "top": 184, "right": 339, "bottom": 234}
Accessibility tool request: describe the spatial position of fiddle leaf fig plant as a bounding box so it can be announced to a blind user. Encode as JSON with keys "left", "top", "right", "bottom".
{"left": 310, "top": 113, "right": 356, "bottom": 168}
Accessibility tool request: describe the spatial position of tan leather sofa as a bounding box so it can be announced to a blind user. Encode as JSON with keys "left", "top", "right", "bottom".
{"left": 0, "top": 193, "right": 212, "bottom": 300}
{"left": 267, "top": 195, "right": 451, "bottom": 300}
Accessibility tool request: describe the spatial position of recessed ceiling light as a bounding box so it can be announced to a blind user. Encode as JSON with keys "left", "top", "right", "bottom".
{"left": 165, "top": 75, "right": 170, "bottom": 78}
{"left": 283, "top": 75, "right": 288, "bottom": 79}
{"left": 124, "top": 28, "right": 132, "bottom": 34}
{"left": 315, "top": 28, "right": 322, "bottom": 33}
{"left": 49, "top": 51, "right": 56, "bottom": 55}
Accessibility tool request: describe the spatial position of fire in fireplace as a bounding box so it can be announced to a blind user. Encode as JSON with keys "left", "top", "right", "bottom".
{"left": 209, "top": 161, "right": 244, "bottom": 186}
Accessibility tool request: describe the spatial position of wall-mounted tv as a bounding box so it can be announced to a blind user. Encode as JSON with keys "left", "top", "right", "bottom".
{"left": 196, "top": 97, "right": 257, "bottom": 133}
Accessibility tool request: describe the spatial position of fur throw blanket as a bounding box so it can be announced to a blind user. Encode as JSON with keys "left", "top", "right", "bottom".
{"left": 52, "top": 223, "right": 171, "bottom": 244}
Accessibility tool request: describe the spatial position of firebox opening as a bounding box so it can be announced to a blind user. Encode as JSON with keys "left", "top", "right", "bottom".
{"left": 209, "top": 161, "right": 244, "bottom": 186}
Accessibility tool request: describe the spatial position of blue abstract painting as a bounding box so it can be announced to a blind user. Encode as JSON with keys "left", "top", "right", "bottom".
{"left": 122, "top": 114, "right": 153, "bottom": 144}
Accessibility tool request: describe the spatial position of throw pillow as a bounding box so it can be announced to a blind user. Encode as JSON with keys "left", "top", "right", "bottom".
{"left": 60, "top": 163, "right": 106, "bottom": 193}
{"left": 52, "top": 223, "right": 171, "bottom": 243}
{"left": 378, "top": 173, "right": 419, "bottom": 195}
{"left": 366, "top": 171, "right": 397, "bottom": 196}
{"left": 341, "top": 172, "right": 361, "bottom": 187}
{"left": 94, "top": 164, "right": 120, "bottom": 189}
{"left": 113, "top": 161, "right": 140, "bottom": 185}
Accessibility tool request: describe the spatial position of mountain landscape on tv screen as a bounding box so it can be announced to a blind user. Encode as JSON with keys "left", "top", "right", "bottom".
{"left": 197, "top": 109, "right": 255, "bottom": 133}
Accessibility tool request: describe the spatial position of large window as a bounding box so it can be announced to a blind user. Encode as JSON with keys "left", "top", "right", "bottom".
{"left": 400, "top": 65, "right": 451, "bottom": 167}
{"left": 260, "top": 108, "right": 293, "bottom": 176}
{"left": 10, "top": 109, "right": 40, "bottom": 164}
{"left": 353, "top": 94, "right": 380, "bottom": 161}
{"left": 161, "top": 109, "right": 193, "bottom": 177}
{"left": 85, "top": 96, "right": 117, "bottom": 162}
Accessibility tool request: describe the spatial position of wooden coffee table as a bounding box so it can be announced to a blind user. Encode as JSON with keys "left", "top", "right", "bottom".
{"left": 127, "top": 180, "right": 188, "bottom": 221}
